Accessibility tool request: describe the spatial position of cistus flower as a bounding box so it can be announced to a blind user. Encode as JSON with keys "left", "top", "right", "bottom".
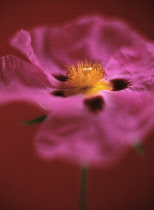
{"left": 52, "top": 60, "right": 131, "bottom": 114}
{"left": 1, "top": 15, "right": 154, "bottom": 166}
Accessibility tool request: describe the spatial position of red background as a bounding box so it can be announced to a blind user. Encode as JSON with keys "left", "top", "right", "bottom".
{"left": 0, "top": 0, "right": 154, "bottom": 209}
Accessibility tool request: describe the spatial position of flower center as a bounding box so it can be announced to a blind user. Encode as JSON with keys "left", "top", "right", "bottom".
{"left": 65, "top": 60, "right": 112, "bottom": 96}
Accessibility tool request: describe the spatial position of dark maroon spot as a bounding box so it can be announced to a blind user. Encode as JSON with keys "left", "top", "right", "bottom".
{"left": 53, "top": 74, "right": 68, "bottom": 82}
{"left": 52, "top": 90, "right": 66, "bottom": 97}
{"left": 110, "top": 78, "right": 131, "bottom": 91}
{"left": 84, "top": 96, "right": 104, "bottom": 113}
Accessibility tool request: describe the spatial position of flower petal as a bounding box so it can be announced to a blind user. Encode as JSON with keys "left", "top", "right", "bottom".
{"left": 0, "top": 86, "right": 49, "bottom": 107}
{"left": 106, "top": 43, "right": 154, "bottom": 91}
{"left": 11, "top": 16, "right": 146, "bottom": 74}
{"left": 35, "top": 91, "right": 154, "bottom": 166}
{"left": 0, "top": 55, "right": 63, "bottom": 88}
{"left": 0, "top": 55, "right": 64, "bottom": 106}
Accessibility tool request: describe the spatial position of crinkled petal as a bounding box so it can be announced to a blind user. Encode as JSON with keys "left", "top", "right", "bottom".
{"left": 11, "top": 15, "right": 147, "bottom": 75}
{"left": 0, "top": 55, "right": 63, "bottom": 89}
{"left": 0, "top": 86, "right": 50, "bottom": 107}
{"left": 0, "top": 80, "right": 80, "bottom": 112}
{"left": 0, "top": 55, "right": 66, "bottom": 106}
{"left": 106, "top": 43, "right": 154, "bottom": 92}
{"left": 35, "top": 91, "right": 154, "bottom": 166}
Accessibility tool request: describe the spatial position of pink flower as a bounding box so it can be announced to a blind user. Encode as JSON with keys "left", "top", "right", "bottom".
{"left": 1, "top": 15, "right": 154, "bottom": 166}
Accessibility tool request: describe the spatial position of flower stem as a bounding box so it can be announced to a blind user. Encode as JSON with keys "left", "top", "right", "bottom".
{"left": 79, "top": 164, "right": 88, "bottom": 210}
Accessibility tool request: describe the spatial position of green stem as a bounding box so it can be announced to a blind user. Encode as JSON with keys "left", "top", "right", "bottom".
{"left": 79, "top": 164, "right": 88, "bottom": 210}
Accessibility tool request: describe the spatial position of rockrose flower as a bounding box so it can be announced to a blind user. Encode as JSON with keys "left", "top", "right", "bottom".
{"left": 1, "top": 16, "right": 154, "bottom": 166}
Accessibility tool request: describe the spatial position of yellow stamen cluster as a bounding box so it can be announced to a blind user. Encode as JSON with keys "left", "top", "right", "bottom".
{"left": 65, "top": 60, "right": 112, "bottom": 96}
{"left": 67, "top": 60, "right": 104, "bottom": 87}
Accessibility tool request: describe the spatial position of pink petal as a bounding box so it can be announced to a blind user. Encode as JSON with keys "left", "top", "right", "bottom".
{"left": 35, "top": 91, "right": 154, "bottom": 166}
{"left": 0, "top": 55, "right": 63, "bottom": 88}
{"left": 106, "top": 44, "right": 154, "bottom": 92}
{"left": 10, "top": 30, "right": 44, "bottom": 71}
{"left": 11, "top": 15, "right": 147, "bottom": 74}
{"left": 0, "top": 55, "right": 64, "bottom": 106}
{"left": 0, "top": 86, "right": 50, "bottom": 107}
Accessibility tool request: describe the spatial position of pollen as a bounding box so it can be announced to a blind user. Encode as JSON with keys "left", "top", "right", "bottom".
{"left": 66, "top": 60, "right": 104, "bottom": 87}
{"left": 65, "top": 60, "right": 112, "bottom": 96}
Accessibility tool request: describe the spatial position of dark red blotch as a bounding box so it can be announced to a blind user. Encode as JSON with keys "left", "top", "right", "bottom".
{"left": 52, "top": 90, "right": 65, "bottom": 97}
{"left": 84, "top": 96, "right": 104, "bottom": 113}
{"left": 110, "top": 78, "right": 131, "bottom": 91}
{"left": 53, "top": 74, "right": 68, "bottom": 82}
